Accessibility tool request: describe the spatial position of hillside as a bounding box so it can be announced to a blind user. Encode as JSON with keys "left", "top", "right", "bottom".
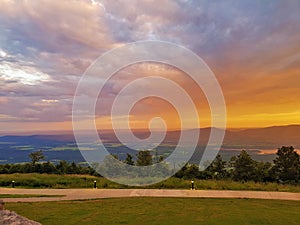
{"left": 223, "top": 125, "right": 300, "bottom": 148}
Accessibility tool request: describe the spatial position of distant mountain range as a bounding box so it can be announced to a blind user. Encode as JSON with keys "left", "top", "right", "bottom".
{"left": 1, "top": 124, "right": 299, "bottom": 149}
{"left": 223, "top": 125, "right": 300, "bottom": 148}
{"left": 0, "top": 125, "right": 299, "bottom": 164}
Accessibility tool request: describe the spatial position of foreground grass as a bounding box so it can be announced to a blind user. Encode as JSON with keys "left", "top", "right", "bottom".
{"left": 0, "top": 194, "right": 65, "bottom": 198}
{"left": 0, "top": 173, "right": 100, "bottom": 189}
{"left": 6, "top": 198, "right": 300, "bottom": 225}
{"left": 0, "top": 173, "right": 300, "bottom": 192}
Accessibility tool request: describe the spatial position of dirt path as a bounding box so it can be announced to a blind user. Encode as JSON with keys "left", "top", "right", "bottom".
{"left": 1, "top": 188, "right": 300, "bottom": 202}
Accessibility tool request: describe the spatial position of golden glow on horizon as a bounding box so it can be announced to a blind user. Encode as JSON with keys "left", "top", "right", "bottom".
{"left": 3, "top": 113, "right": 300, "bottom": 134}
{"left": 226, "top": 111, "right": 300, "bottom": 128}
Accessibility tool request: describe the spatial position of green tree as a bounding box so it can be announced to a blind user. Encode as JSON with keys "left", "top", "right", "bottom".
{"left": 174, "top": 163, "right": 202, "bottom": 179}
{"left": 56, "top": 160, "right": 68, "bottom": 174}
{"left": 272, "top": 146, "right": 300, "bottom": 183}
{"left": 232, "top": 150, "right": 256, "bottom": 182}
{"left": 29, "top": 150, "right": 45, "bottom": 166}
{"left": 42, "top": 161, "right": 57, "bottom": 174}
{"left": 136, "top": 150, "right": 152, "bottom": 166}
{"left": 206, "top": 154, "right": 227, "bottom": 179}
{"left": 174, "top": 164, "right": 188, "bottom": 179}
{"left": 125, "top": 153, "right": 134, "bottom": 165}
{"left": 184, "top": 164, "right": 201, "bottom": 179}
{"left": 95, "top": 155, "right": 123, "bottom": 178}
{"left": 255, "top": 161, "right": 273, "bottom": 182}
{"left": 67, "top": 162, "right": 79, "bottom": 174}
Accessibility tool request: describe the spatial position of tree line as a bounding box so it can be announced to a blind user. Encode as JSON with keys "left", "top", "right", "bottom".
{"left": 121, "top": 146, "right": 299, "bottom": 184}
{"left": 0, "top": 146, "right": 299, "bottom": 184}
{"left": 0, "top": 150, "right": 97, "bottom": 176}
{"left": 174, "top": 146, "right": 300, "bottom": 184}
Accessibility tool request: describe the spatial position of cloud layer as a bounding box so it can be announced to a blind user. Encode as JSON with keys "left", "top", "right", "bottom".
{"left": 0, "top": 0, "right": 299, "bottom": 132}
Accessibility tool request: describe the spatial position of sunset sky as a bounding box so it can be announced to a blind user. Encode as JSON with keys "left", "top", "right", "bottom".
{"left": 0, "top": 0, "right": 299, "bottom": 133}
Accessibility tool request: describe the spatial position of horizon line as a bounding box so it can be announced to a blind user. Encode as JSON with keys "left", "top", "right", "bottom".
{"left": 1, "top": 124, "right": 300, "bottom": 136}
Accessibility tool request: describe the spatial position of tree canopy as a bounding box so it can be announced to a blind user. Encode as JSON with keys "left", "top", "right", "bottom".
{"left": 29, "top": 150, "right": 45, "bottom": 166}
{"left": 272, "top": 146, "right": 300, "bottom": 183}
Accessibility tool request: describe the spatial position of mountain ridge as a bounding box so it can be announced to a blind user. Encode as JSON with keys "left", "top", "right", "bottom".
{"left": 1, "top": 124, "right": 299, "bottom": 148}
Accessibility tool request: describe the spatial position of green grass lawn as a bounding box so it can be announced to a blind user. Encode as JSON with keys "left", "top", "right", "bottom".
{"left": 0, "top": 173, "right": 300, "bottom": 192}
{"left": 6, "top": 198, "right": 300, "bottom": 225}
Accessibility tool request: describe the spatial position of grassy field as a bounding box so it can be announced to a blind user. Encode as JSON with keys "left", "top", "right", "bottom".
{"left": 0, "top": 173, "right": 101, "bottom": 189}
{"left": 0, "top": 173, "right": 300, "bottom": 192}
{"left": 0, "top": 194, "right": 65, "bottom": 198}
{"left": 5, "top": 198, "right": 300, "bottom": 225}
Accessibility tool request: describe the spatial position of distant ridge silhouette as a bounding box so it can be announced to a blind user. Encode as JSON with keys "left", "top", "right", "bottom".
{"left": 1, "top": 124, "right": 299, "bottom": 148}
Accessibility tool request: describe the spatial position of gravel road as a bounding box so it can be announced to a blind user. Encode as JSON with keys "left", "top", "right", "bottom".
{"left": 1, "top": 188, "right": 299, "bottom": 202}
